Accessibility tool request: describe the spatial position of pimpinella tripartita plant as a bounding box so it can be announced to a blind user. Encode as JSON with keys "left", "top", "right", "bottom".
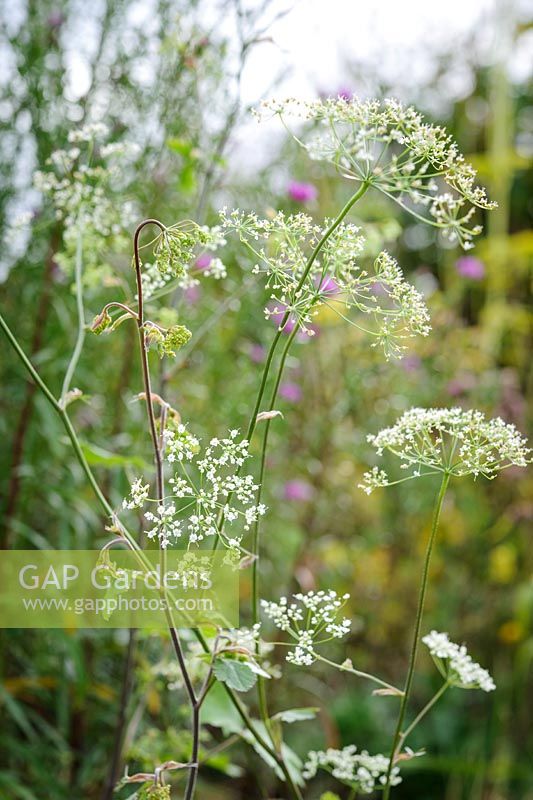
{"left": 0, "top": 96, "right": 529, "bottom": 800}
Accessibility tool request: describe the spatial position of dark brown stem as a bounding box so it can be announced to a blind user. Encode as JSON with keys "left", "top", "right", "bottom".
{"left": 133, "top": 219, "right": 200, "bottom": 800}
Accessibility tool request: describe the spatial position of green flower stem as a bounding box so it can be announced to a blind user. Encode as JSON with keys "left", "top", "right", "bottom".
{"left": 249, "top": 183, "right": 371, "bottom": 602}
{"left": 382, "top": 472, "right": 450, "bottom": 799}
{"left": 0, "top": 309, "right": 303, "bottom": 798}
{"left": 246, "top": 182, "right": 370, "bottom": 445}
{"left": 248, "top": 183, "right": 370, "bottom": 757}
{"left": 1, "top": 310, "right": 118, "bottom": 533}
{"left": 398, "top": 680, "right": 450, "bottom": 752}
{"left": 314, "top": 653, "right": 403, "bottom": 695}
{"left": 60, "top": 225, "right": 85, "bottom": 406}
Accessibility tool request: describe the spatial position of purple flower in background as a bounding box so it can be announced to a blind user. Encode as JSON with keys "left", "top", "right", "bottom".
{"left": 184, "top": 285, "right": 201, "bottom": 305}
{"left": 195, "top": 252, "right": 213, "bottom": 270}
{"left": 283, "top": 479, "right": 314, "bottom": 502}
{"left": 287, "top": 180, "right": 318, "bottom": 204}
{"left": 337, "top": 87, "right": 353, "bottom": 100}
{"left": 249, "top": 343, "right": 266, "bottom": 363}
{"left": 317, "top": 275, "right": 340, "bottom": 295}
{"left": 47, "top": 10, "right": 65, "bottom": 28}
{"left": 455, "top": 256, "right": 485, "bottom": 280}
{"left": 400, "top": 355, "right": 422, "bottom": 373}
{"left": 279, "top": 382, "right": 302, "bottom": 403}
{"left": 268, "top": 305, "right": 297, "bottom": 334}
{"left": 446, "top": 372, "right": 476, "bottom": 397}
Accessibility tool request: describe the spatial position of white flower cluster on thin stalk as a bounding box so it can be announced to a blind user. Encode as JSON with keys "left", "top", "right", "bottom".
{"left": 121, "top": 426, "right": 266, "bottom": 549}
{"left": 122, "top": 477, "right": 150, "bottom": 510}
{"left": 261, "top": 590, "right": 351, "bottom": 666}
{"left": 303, "top": 745, "right": 402, "bottom": 793}
{"left": 422, "top": 631, "right": 496, "bottom": 692}
{"left": 359, "top": 407, "right": 531, "bottom": 493}
{"left": 256, "top": 97, "right": 496, "bottom": 249}
{"left": 221, "top": 208, "right": 430, "bottom": 358}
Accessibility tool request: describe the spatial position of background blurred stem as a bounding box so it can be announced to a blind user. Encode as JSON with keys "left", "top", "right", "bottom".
{"left": 60, "top": 226, "right": 85, "bottom": 406}
{"left": 101, "top": 629, "right": 137, "bottom": 800}
{"left": 382, "top": 472, "right": 450, "bottom": 799}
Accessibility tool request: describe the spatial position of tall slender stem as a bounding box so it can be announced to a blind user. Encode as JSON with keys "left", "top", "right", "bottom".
{"left": 246, "top": 182, "right": 370, "bottom": 445}
{"left": 382, "top": 472, "right": 450, "bottom": 799}
{"left": 0, "top": 310, "right": 114, "bottom": 524}
{"left": 60, "top": 226, "right": 85, "bottom": 406}
{"left": 132, "top": 220, "right": 200, "bottom": 800}
{"left": 398, "top": 680, "right": 450, "bottom": 752}
{"left": 248, "top": 183, "right": 370, "bottom": 745}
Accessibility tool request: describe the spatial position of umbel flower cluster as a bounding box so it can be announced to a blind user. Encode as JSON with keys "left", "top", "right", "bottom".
{"left": 122, "top": 426, "right": 266, "bottom": 549}
{"left": 359, "top": 407, "right": 531, "bottom": 493}
{"left": 261, "top": 590, "right": 351, "bottom": 665}
{"left": 257, "top": 97, "right": 496, "bottom": 249}
{"left": 303, "top": 746, "right": 401, "bottom": 793}
{"left": 138, "top": 222, "right": 227, "bottom": 294}
{"left": 423, "top": 631, "right": 496, "bottom": 692}
{"left": 32, "top": 123, "right": 139, "bottom": 277}
{"left": 221, "top": 208, "right": 430, "bottom": 358}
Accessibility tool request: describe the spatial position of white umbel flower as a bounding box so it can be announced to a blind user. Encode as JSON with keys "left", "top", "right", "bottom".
{"left": 120, "top": 427, "right": 266, "bottom": 550}
{"left": 256, "top": 97, "right": 496, "bottom": 249}
{"left": 303, "top": 745, "right": 402, "bottom": 793}
{"left": 122, "top": 477, "right": 150, "bottom": 510}
{"left": 359, "top": 407, "right": 530, "bottom": 492}
{"left": 422, "top": 630, "right": 496, "bottom": 692}
{"left": 222, "top": 209, "right": 430, "bottom": 358}
{"left": 261, "top": 590, "right": 351, "bottom": 665}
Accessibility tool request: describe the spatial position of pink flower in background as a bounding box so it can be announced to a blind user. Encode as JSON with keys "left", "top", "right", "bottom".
{"left": 317, "top": 275, "right": 340, "bottom": 295}
{"left": 195, "top": 253, "right": 213, "bottom": 270}
{"left": 400, "top": 355, "right": 422, "bottom": 373}
{"left": 455, "top": 256, "right": 485, "bottom": 280}
{"left": 268, "top": 305, "right": 297, "bottom": 334}
{"left": 446, "top": 371, "right": 477, "bottom": 397}
{"left": 47, "top": 10, "right": 65, "bottom": 28}
{"left": 283, "top": 479, "right": 314, "bottom": 502}
{"left": 279, "top": 382, "right": 302, "bottom": 403}
{"left": 287, "top": 180, "right": 318, "bottom": 204}
{"left": 337, "top": 87, "right": 353, "bottom": 100}
{"left": 184, "top": 285, "right": 201, "bottom": 304}
{"left": 249, "top": 343, "right": 266, "bottom": 363}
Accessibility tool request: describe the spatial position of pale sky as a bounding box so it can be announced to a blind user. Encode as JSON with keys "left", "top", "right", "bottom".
{"left": 224, "top": 0, "right": 532, "bottom": 170}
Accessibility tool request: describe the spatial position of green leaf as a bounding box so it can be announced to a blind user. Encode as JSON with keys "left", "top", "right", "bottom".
{"left": 213, "top": 658, "right": 257, "bottom": 692}
{"left": 320, "top": 793, "right": 342, "bottom": 800}
{"left": 79, "top": 441, "right": 149, "bottom": 470}
{"left": 272, "top": 707, "right": 319, "bottom": 724}
{"left": 179, "top": 162, "right": 197, "bottom": 193}
{"left": 241, "top": 722, "right": 305, "bottom": 787}
{"left": 166, "top": 137, "right": 193, "bottom": 156}
{"left": 204, "top": 752, "right": 243, "bottom": 778}
{"left": 200, "top": 682, "right": 244, "bottom": 735}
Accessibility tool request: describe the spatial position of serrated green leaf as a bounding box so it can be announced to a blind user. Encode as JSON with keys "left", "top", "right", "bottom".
{"left": 213, "top": 658, "right": 257, "bottom": 692}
